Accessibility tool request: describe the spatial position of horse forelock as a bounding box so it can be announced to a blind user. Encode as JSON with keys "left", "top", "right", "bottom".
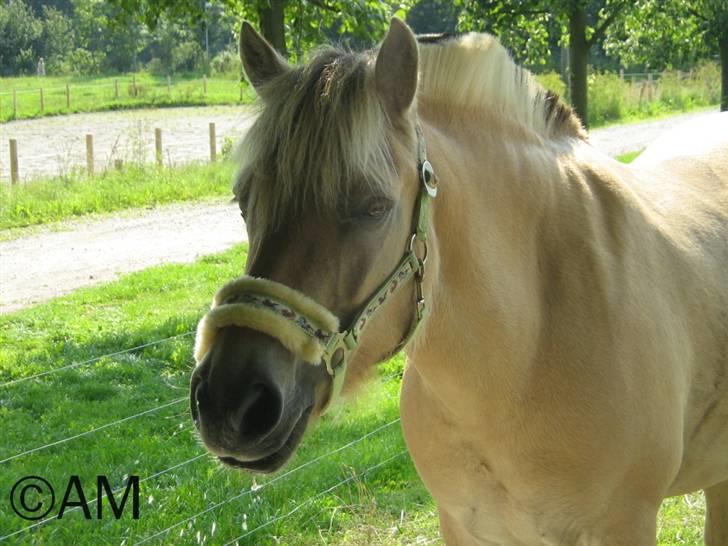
{"left": 234, "top": 46, "right": 397, "bottom": 233}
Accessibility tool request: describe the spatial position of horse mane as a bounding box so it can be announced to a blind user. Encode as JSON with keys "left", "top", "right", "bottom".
{"left": 417, "top": 32, "right": 586, "bottom": 139}
{"left": 234, "top": 32, "right": 584, "bottom": 231}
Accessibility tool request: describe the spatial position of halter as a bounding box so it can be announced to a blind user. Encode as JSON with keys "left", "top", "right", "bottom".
{"left": 194, "top": 121, "right": 437, "bottom": 413}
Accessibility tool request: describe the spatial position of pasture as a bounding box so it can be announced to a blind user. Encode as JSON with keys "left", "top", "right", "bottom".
{"left": 0, "top": 161, "right": 234, "bottom": 233}
{"left": 0, "top": 243, "right": 706, "bottom": 544}
{"left": 0, "top": 73, "right": 256, "bottom": 122}
{"left": 1, "top": 63, "right": 720, "bottom": 127}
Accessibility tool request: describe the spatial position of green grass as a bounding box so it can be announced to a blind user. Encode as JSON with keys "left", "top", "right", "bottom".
{"left": 0, "top": 72, "right": 256, "bottom": 122}
{"left": 0, "top": 160, "right": 235, "bottom": 231}
{"left": 0, "top": 243, "right": 706, "bottom": 544}
{"left": 535, "top": 62, "right": 720, "bottom": 128}
{"left": 617, "top": 150, "right": 643, "bottom": 163}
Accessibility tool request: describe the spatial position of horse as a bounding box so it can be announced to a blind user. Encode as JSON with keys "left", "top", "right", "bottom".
{"left": 190, "top": 18, "right": 728, "bottom": 545}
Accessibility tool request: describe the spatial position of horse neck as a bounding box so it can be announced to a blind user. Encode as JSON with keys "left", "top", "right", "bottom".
{"left": 408, "top": 107, "right": 627, "bottom": 414}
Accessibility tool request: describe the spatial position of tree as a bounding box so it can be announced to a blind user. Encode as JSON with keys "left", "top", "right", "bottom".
{"left": 106, "top": 0, "right": 412, "bottom": 61}
{"left": 0, "top": 0, "right": 43, "bottom": 75}
{"left": 458, "top": 0, "right": 630, "bottom": 128}
{"left": 606, "top": 0, "right": 728, "bottom": 111}
{"left": 406, "top": 0, "right": 461, "bottom": 34}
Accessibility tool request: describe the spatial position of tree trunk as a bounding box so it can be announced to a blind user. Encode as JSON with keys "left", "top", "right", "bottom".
{"left": 720, "top": 35, "right": 728, "bottom": 112}
{"left": 258, "top": 0, "right": 287, "bottom": 57}
{"left": 568, "top": 6, "right": 589, "bottom": 128}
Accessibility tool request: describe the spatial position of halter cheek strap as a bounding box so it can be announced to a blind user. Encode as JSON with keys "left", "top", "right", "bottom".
{"left": 194, "top": 121, "right": 437, "bottom": 414}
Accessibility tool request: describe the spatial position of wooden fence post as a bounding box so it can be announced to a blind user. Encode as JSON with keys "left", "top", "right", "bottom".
{"left": 239, "top": 82, "right": 243, "bottom": 102}
{"left": 12, "top": 89, "right": 17, "bottom": 117}
{"left": 9, "top": 139, "right": 19, "bottom": 184}
{"left": 85, "top": 134, "right": 94, "bottom": 176}
{"left": 203, "top": 75, "right": 207, "bottom": 95}
{"left": 39, "top": 88, "right": 44, "bottom": 112}
{"left": 66, "top": 83, "right": 71, "bottom": 109}
{"left": 209, "top": 122, "right": 216, "bottom": 161}
{"left": 155, "top": 128, "right": 163, "bottom": 167}
{"left": 167, "top": 75, "right": 172, "bottom": 94}
{"left": 115, "top": 79, "right": 119, "bottom": 99}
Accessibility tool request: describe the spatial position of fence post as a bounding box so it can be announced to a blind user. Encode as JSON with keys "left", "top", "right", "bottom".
{"left": 85, "top": 134, "right": 94, "bottom": 176}
{"left": 155, "top": 128, "right": 163, "bottom": 167}
{"left": 167, "top": 75, "right": 172, "bottom": 94}
{"left": 209, "top": 122, "right": 216, "bottom": 161}
{"left": 12, "top": 89, "right": 17, "bottom": 117}
{"left": 114, "top": 159, "right": 124, "bottom": 170}
{"left": 619, "top": 68, "right": 624, "bottom": 80}
{"left": 132, "top": 74, "right": 137, "bottom": 97}
{"left": 66, "top": 83, "right": 71, "bottom": 109}
{"left": 239, "top": 82, "right": 243, "bottom": 102}
{"left": 9, "top": 139, "right": 19, "bottom": 184}
{"left": 40, "top": 88, "right": 44, "bottom": 112}
{"left": 115, "top": 79, "right": 119, "bottom": 99}
{"left": 203, "top": 75, "right": 207, "bottom": 95}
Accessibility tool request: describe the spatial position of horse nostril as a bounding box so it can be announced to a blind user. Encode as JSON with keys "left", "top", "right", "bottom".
{"left": 195, "top": 379, "right": 208, "bottom": 409}
{"left": 238, "top": 381, "right": 282, "bottom": 439}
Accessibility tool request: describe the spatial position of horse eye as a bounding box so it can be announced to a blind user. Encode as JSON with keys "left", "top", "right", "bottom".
{"left": 363, "top": 197, "right": 392, "bottom": 220}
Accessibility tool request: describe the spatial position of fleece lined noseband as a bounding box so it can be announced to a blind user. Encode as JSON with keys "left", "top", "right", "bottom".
{"left": 195, "top": 121, "right": 437, "bottom": 413}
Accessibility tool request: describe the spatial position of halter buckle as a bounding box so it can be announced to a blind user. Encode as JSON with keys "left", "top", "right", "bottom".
{"left": 421, "top": 160, "right": 437, "bottom": 197}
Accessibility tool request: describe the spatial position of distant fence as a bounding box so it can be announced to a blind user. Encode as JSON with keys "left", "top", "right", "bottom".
{"left": 0, "top": 74, "right": 246, "bottom": 121}
{"left": 5, "top": 122, "right": 223, "bottom": 184}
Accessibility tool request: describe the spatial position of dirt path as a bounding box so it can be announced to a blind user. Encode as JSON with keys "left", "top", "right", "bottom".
{"left": 0, "top": 201, "right": 246, "bottom": 313}
{"left": 0, "top": 108, "right": 719, "bottom": 313}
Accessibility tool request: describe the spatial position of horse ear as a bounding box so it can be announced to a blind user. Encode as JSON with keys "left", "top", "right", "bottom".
{"left": 375, "top": 18, "right": 419, "bottom": 116}
{"left": 239, "top": 21, "right": 289, "bottom": 92}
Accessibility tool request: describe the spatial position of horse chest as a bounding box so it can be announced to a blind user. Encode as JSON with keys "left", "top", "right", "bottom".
{"left": 400, "top": 369, "right": 547, "bottom": 544}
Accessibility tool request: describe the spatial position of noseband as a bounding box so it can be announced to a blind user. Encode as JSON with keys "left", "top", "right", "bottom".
{"left": 194, "top": 121, "right": 437, "bottom": 413}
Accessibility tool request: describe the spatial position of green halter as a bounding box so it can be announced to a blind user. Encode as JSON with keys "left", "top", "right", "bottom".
{"left": 194, "top": 121, "right": 437, "bottom": 414}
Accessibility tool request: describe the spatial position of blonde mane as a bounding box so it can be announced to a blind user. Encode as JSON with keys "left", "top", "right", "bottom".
{"left": 234, "top": 32, "right": 583, "bottom": 231}
{"left": 417, "top": 33, "right": 585, "bottom": 139}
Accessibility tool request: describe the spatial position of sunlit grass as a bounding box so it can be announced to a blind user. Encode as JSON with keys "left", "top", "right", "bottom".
{"left": 0, "top": 72, "right": 256, "bottom": 122}
{"left": 0, "top": 244, "right": 706, "bottom": 544}
{"left": 0, "top": 160, "right": 235, "bottom": 232}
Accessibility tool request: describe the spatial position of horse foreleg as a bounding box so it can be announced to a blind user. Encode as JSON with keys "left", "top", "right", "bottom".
{"left": 705, "top": 480, "right": 728, "bottom": 546}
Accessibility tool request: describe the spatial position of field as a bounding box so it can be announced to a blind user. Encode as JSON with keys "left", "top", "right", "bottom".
{"left": 534, "top": 63, "right": 721, "bottom": 126}
{"left": 1, "top": 62, "right": 721, "bottom": 126}
{"left": 0, "top": 243, "right": 706, "bottom": 545}
{"left": 0, "top": 161, "right": 235, "bottom": 232}
{"left": 0, "top": 73, "right": 256, "bottom": 122}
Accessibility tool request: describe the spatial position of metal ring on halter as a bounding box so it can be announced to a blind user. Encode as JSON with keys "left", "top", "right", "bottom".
{"left": 409, "top": 233, "right": 428, "bottom": 264}
{"left": 421, "top": 160, "right": 437, "bottom": 197}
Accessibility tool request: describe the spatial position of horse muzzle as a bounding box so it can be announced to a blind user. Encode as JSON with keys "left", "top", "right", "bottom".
{"left": 190, "top": 323, "right": 321, "bottom": 473}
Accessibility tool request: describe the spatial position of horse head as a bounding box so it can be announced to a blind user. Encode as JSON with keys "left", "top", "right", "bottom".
{"left": 190, "top": 18, "right": 432, "bottom": 473}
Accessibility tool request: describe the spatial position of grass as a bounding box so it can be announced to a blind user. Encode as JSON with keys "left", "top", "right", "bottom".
{"left": 534, "top": 62, "right": 720, "bottom": 127}
{"left": 617, "top": 150, "right": 643, "bottom": 163}
{"left": 2, "top": 62, "right": 720, "bottom": 126}
{"left": 0, "top": 243, "right": 706, "bottom": 544}
{"left": 0, "top": 72, "right": 256, "bottom": 122}
{"left": 0, "top": 160, "right": 235, "bottom": 232}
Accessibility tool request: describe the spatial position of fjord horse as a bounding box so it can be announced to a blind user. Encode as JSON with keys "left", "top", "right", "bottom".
{"left": 191, "top": 18, "right": 728, "bottom": 545}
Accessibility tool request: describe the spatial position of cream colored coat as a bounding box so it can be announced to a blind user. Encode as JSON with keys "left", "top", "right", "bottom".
{"left": 402, "top": 109, "right": 728, "bottom": 544}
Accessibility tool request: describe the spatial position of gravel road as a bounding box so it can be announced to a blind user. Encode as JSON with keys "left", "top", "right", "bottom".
{"left": 0, "top": 107, "right": 720, "bottom": 313}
